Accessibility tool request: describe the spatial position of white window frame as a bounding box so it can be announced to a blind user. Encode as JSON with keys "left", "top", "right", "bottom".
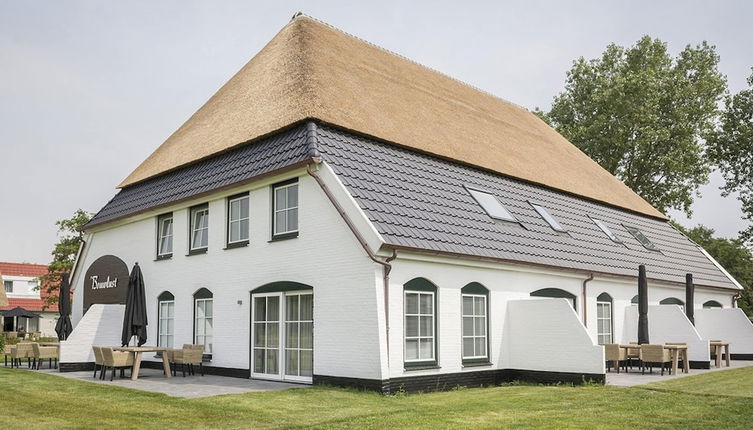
{"left": 194, "top": 297, "right": 213, "bottom": 353}
{"left": 597, "top": 300, "right": 613, "bottom": 344}
{"left": 158, "top": 299, "right": 174, "bottom": 348}
{"left": 272, "top": 182, "right": 299, "bottom": 237}
{"left": 461, "top": 293, "right": 488, "bottom": 360}
{"left": 251, "top": 290, "right": 313, "bottom": 383}
{"left": 227, "top": 195, "right": 250, "bottom": 244}
{"left": 190, "top": 205, "right": 209, "bottom": 251}
{"left": 404, "top": 290, "right": 436, "bottom": 364}
{"left": 157, "top": 215, "right": 173, "bottom": 257}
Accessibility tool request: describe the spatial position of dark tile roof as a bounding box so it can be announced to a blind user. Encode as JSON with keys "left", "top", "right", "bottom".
{"left": 316, "top": 125, "right": 737, "bottom": 290}
{"left": 86, "top": 125, "right": 311, "bottom": 228}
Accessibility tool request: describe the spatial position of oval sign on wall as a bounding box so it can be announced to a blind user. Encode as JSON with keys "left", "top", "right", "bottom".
{"left": 83, "top": 255, "right": 129, "bottom": 313}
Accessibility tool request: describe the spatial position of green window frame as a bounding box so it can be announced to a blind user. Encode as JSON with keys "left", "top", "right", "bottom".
{"left": 461, "top": 282, "right": 489, "bottom": 364}
{"left": 530, "top": 288, "right": 577, "bottom": 310}
{"left": 596, "top": 293, "right": 613, "bottom": 344}
{"left": 404, "top": 278, "right": 438, "bottom": 368}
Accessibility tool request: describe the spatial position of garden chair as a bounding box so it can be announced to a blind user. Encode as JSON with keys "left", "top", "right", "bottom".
{"left": 640, "top": 344, "right": 672, "bottom": 375}
{"left": 92, "top": 346, "right": 105, "bottom": 379}
{"left": 10, "top": 342, "right": 33, "bottom": 369}
{"left": 31, "top": 343, "right": 58, "bottom": 370}
{"left": 171, "top": 344, "right": 204, "bottom": 377}
{"left": 604, "top": 344, "right": 627, "bottom": 373}
{"left": 100, "top": 347, "right": 134, "bottom": 381}
{"left": 3, "top": 344, "right": 14, "bottom": 367}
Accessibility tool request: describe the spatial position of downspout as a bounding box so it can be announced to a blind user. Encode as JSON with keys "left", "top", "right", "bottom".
{"left": 582, "top": 273, "right": 594, "bottom": 327}
{"left": 733, "top": 291, "right": 741, "bottom": 308}
{"left": 304, "top": 122, "right": 396, "bottom": 368}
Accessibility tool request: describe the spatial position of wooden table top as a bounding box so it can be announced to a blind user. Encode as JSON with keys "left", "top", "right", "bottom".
{"left": 113, "top": 346, "right": 170, "bottom": 352}
{"left": 617, "top": 344, "right": 687, "bottom": 350}
{"left": 709, "top": 341, "right": 729, "bottom": 346}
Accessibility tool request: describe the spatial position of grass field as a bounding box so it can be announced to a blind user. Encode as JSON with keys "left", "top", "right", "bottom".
{"left": 2, "top": 366, "right": 753, "bottom": 429}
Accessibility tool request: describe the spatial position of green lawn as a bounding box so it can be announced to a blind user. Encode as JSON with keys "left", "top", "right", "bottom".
{"left": 644, "top": 366, "right": 753, "bottom": 398}
{"left": 2, "top": 367, "right": 753, "bottom": 429}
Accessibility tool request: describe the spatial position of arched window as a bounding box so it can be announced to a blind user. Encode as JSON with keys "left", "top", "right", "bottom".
{"left": 596, "top": 293, "right": 613, "bottom": 344}
{"left": 530, "top": 288, "right": 577, "bottom": 310}
{"left": 157, "top": 291, "right": 175, "bottom": 348}
{"left": 404, "top": 278, "right": 438, "bottom": 366}
{"left": 703, "top": 300, "right": 723, "bottom": 309}
{"left": 461, "top": 282, "right": 489, "bottom": 363}
{"left": 631, "top": 295, "right": 639, "bottom": 305}
{"left": 193, "top": 288, "right": 213, "bottom": 354}
{"left": 660, "top": 297, "right": 685, "bottom": 312}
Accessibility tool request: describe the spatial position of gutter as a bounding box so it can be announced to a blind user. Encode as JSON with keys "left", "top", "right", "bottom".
{"left": 304, "top": 122, "right": 396, "bottom": 369}
{"left": 582, "top": 273, "right": 594, "bottom": 327}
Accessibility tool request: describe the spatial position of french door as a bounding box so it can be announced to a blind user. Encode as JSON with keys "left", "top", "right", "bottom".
{"left": 251, "top": 291, "right": 313, "bottom": 383}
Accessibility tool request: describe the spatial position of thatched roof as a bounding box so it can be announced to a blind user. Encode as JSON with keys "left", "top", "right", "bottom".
{"left": 119, "top": 14, "right": 665, "bottom": 219}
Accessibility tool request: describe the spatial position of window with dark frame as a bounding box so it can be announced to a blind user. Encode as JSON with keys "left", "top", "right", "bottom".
{"left": 530, "top": 202, "right": 566, "bottom": 232}
{"left": 461, "top": 282, "right": 489, "bottom": 363}
{"left": 467, "top": 187, "right": 517, "bottom": 222}
{"left": 157, "top": 213, "right": 173, "bottom": 258}
{"left": 157, "top": 291, "right": 175, "bottom": 348}
{"left": 3, "top": 280, "right": 12, "bottom": 293}
{"left": 189, "top": 204, "right": 209, "bottom": 253}
{"left": 591, "top": 217, "right": 622, "bottom": 243}
{"left": 227, "top": 193, "right": 250, "bottom": 247}
{"left": 403, "top": 278, "right": 438, "bottom": 367}
{"left": 596, "top": 293, "right": 613, "bottom": 344}
{"left": 194, "top": 288, "right": 213, "bottom": 354}
{"left": 272, "top": 179, "right": 299, "bottom": 239}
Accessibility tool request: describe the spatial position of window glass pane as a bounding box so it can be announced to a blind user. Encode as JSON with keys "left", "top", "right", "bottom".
{"left": 463, "top": 317, "right": 474, "bottom": 336}
{"left": 419, "top": 294, "right": 432, "bottom": 314}
{"left": 266, "top": 349, "right": 278, "bottom": 374}
{"left": 405, "top": 339, "right": 419, "bottom": 360}
{"left": 275, "top": 211, "right": 287, "bottom": 234}
{"left": 419, "top": 339, "right": 433, "bottom": 359}
{"left": 267, "top": 323, "right": 279, "bottom": 347}
{"left": 475, "top": 338, "right": 486, "bottom": 356}
{"left": 300, "top": 350, "right": 313, "bottom": 377}
{"left": 475, "top": 317, "right": 486, "bottom": 336}
{"left": 286, "top": 350, "right": 299, "bottom": 376}
{"left": 286, "top": 322, "right": 299, "bottom": 348}
{"left": 205, "top": 300, "right": 213, "bottom": 317}
{"left": 254, "top": 349, "right": 265, "bottom": 373}
{"left": 230, "top": 200, "right": 240, "bottom": 220}
{"left": 230, "top": 221, "right": 240, "bottom": 242}
{"left": 275, "top": 188, "right": 287, "bottom": 210}
{"left": 239, "top": 218, "right": 249, "bottom": 241}
{"left": 254, "top": 298, "right": 266, "bottom": 322}
{"left": 254, "top": 323, "right": 266, "bottom": 347}
{"left": 463, "top": 338, "right": 474, "bottom": 357}
{"left": 167, "top": 318, "right": 174, "bottom": 335}
{"left": 286, "top": 295, "right": 299, "bottom": 321}
{"left": 462, "top": 296, "right": 473, "bottom": 315}
{"left": 300, "top": 322, "right": 313, "bottom": 349}
{"left": 597, "top": 303, "right": 605, "bottom": 318}
{"left": 532, "top": 203, "right": 566, "bottom": 232}
{"left": 287, "top": 208, "right": 299, "bottom": 232}
{"left": 405, "top": 316, "right": 419, "bottom": 337}
{"left": 475, "top": 297, "right": 485, "bottom": 315}
{"left": 405, "top": 293, "right": 418, "bottom": 314}
{"left": 468, "top": 188, "right": 516, "bottom": 222}
{"left": 267, "top": 297, "right": 279, "bottom": 320}
{"left": 419, "top": 316, "right": 433, "bottom": 337}
{"left": 240, "top": 197, "right": 249, "bottom": 218}
{"left": 299, "top": 295, "right": 313, "bottom": 320}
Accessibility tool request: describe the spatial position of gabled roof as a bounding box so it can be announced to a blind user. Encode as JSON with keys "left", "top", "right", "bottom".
{"left": 118, "top": 14, "right": 664, "bottom": 220}
{"left": 0, "top": 262, "right": 48, "bottom": 278}
{"left": 0, "top": 262, "right": 57, "bottom": 312}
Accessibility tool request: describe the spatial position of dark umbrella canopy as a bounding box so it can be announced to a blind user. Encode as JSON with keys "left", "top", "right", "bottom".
{"left": 121, "top": 263, "right": 148, "bottom": 347}
{"left": 55, "top": 273, "right": 73, "bottom": 340}
{"left": 1, "top": 306, "right": 39, "bottom": 318}
{"left": 637, "top": 265, "right": 649, "bottom": 344}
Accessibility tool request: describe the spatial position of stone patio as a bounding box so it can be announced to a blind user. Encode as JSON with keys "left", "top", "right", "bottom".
{"left": 606, "top": 360, "right": 753, "bottom": 387}
{"left": 32, "top": 367, "right": 310, "bottom": 398}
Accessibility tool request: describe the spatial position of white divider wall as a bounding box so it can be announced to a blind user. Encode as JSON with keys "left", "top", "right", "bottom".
{"left": 503, "top": 299, "right": 604, "bottom": 374}
{"left": 60, "top": 304, "right": 125, "bottom": 363}
{"left": 695, "top": 308, "right": 753, "bottom": 355}
{"left": 622, "top": 305, "right": 709, "bottom": 362}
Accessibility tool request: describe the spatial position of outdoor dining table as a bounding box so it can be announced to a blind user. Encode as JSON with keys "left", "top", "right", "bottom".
{"left": 618, "top": 344, "right": 689, "bottom": 375}
{"left": 113, "top": 346, "right": 172, "bottom": 381}
{"left": 710, "top": 341, "right": 731, "bottom": 368}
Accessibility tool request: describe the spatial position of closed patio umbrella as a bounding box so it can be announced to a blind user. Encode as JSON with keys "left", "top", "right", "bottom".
{"left": 637, "top": 265, "right": 649, "bottom": 344}
{"left": 55, "top": 273, "right": 73, "bottom": 340}
{"left": 121, "top": 263, "right": 148, "bottom": 346}
{"left": 685, "top": 273, "right": 695, "bottom": 325}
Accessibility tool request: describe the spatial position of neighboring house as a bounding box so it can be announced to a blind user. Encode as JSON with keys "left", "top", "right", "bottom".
{"left": 65, "top": 15, "right": 744, "bottom": 392}
{"left": 1, "top": 262, "right": 58, "bottom": 337}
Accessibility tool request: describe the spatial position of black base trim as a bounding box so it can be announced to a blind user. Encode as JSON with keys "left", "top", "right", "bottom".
{"left": 690, "top": 360, "right": 710, "bottom": 369}
{"left": 315, "top": 368, "right": 605, "bottom": 394}
{"left": 139, "top": 360, "right": 250, "bottom": 378}
{"left": 59, "top": 362, "right": 95, "bottom": 372}
{"left": 731, "top": 354, "right": 753, "bottom": 360}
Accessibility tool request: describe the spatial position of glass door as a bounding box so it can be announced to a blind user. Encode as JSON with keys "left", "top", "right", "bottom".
{"left": 251, "top": 291, "right": 313, "bottom": 383}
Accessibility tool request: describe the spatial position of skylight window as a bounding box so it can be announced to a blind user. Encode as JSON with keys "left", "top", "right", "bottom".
{"left": 623, "top": 225, "right": 659, "bottom": 251}
{"left": 591, "top": 218, "right": 622, "bottom": 243}
{"left": 530, "top": 203, "right": 566, "bottom": 232}
{"left": 467, "top": 188, "right": 517, "bottom": 222}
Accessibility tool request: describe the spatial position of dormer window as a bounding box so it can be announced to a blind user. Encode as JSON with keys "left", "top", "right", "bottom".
{"left": 623, "top": 225, "right": 659, "bottom": 251}
{"left": 530, "top": 202, "right": 566, "bottom": 232}
{"left": 467, "top": 188, "right": 517, "bottom": 222}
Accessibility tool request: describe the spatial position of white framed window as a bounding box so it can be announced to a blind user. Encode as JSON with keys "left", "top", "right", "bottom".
{"left": 597, "top": 293, "right": 613, "bottom": 344}
{"left": 158, "top": 293, "right": 175, "bottom": 348}
{"left": 4, "top": 280, "right": 13, "bottom": 293}
{"left": 272, "top": 180, "right": 299, "bottom": 238}
{"left": 157, "top": 214, "right": 173, "bottom": 257}
{"left": 227, "top": 194, "right": 250, "bottom": 244}
{"left": 462, "top": 294, "right": 487, "bottom": 360}
{"left": 190, "top": 205, "right": 209, "bottom": 251}
{"left": 194, "top": 288, "right": 213, "bottom": 354}
{"left": 404, "top": 290, "right": 435, "bottom": 363}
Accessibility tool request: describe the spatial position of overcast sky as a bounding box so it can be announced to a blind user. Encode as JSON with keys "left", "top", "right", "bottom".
{"left": 1, "top": 1, "right": 751, "bottom": 264}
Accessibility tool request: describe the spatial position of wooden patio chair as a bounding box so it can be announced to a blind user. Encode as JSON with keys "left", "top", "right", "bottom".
{"left": 171, "top": 344, "right": 204, "bottom": 377}
{"left": 100, "top": 347, "right": 134, "bottom": 381}
{"left": 640, "top": 344, "right": 672, "bottom": 375}
{"left": 604, "top": 344, "right": 627, "bottom": 373}
{"left": 31, "top": 343, "right": 58, "bottom": 370}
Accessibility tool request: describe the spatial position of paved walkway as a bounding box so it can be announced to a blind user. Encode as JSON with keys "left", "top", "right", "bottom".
{"left": 606, "top": 360, "right": 753, "bottom": 387}
{"left": 31, "top": 367, "right": 309, "bottom": 398}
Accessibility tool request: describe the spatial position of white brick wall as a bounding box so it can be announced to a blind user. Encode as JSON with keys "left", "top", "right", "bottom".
{"left": 695, "top": 308, "right": 753, "bottom": 355}
{"left": 623, "top": 305, "right": 709, "bottom": 362}
{"left": 61, "top": 304, "right": 125, "bottom": 363}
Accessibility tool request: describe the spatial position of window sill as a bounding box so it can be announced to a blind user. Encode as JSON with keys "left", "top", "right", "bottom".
{"left": 269, "top": 232, "right": 299, "bottom": 242}
{"left": 403, "top": 364, "right": 440, "bottom": 372}
{"left": 155, "top": 254, "right": 172, "bottom": 261}
{"left": 187, "top": 248, "right": 208, "bottom": 256}
{"left": 224, "top": 240, "right": 249, "bottom": 250}
{"left": 462, "top": 361, "right": 493, "bottom": 368}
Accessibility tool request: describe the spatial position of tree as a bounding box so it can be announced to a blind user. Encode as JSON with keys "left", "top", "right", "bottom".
{"left": 39, "top": 209, "right": 92, "bottom": 309}
{"left": 675, "top": 224, "right": 753, "bottom": 318}
{"left": 538, "top": 36, "right": 727, "bottom": 216}
{"left": 706, "top": 68, "right": 753, "bottom": 246}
